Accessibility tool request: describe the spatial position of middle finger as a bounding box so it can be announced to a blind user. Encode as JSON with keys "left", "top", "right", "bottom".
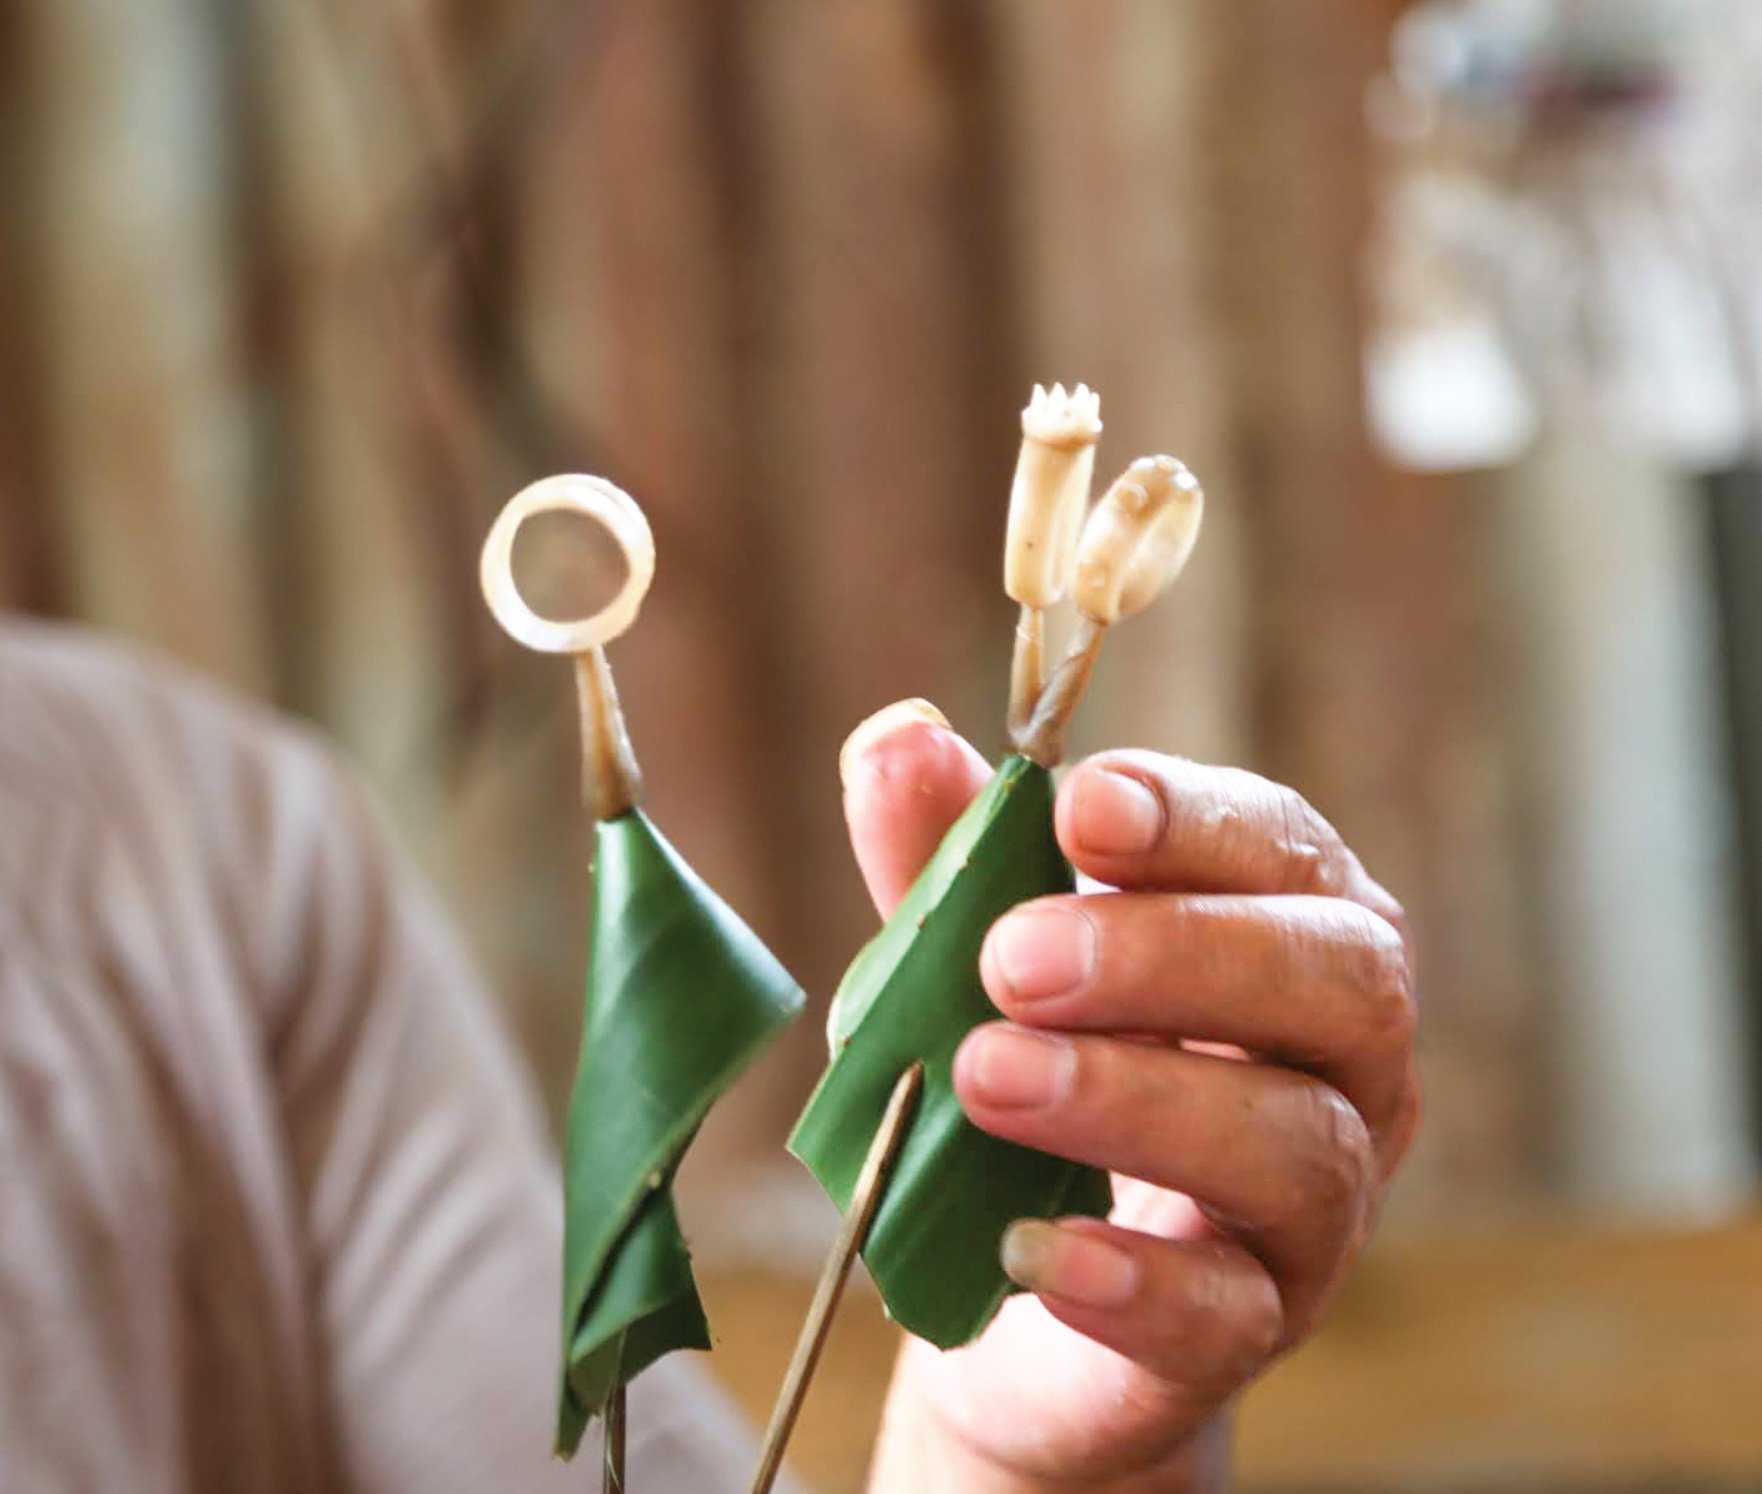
{"left": 979, "top": 891, "right": 1416, "bottom": 1141}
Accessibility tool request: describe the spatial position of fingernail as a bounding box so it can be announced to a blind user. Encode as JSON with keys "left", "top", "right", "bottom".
{"left": 985, "top": 903, "right": 1095, "bottom": 1003}
{"left": 1072, "top": 768, "right": 1163, "bottom": 855}
{"left": 838, "top": 698, "right": 951, "bottom": 790}
{"left": 961, "top": 1026, "right": 1075, "bottom": 1110}
{"left": 1001, "top": 1220, "right": 1139, "bottom": 1308}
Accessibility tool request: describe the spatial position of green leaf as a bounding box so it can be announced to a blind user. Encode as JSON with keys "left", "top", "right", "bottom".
{"left": 556, "top": 809, "right": 805, "bottom": 1457}
{"left": 789, "top": 755, "right": 1113, "bottom": 1349}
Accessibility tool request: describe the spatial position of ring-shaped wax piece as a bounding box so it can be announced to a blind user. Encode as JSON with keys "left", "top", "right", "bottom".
{"left": 479, "top": 475, "right": 656, "bottom": 654}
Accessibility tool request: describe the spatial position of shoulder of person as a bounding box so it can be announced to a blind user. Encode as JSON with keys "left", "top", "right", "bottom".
{"left": 0, "top": 618, "right": 365, "bottom": 895}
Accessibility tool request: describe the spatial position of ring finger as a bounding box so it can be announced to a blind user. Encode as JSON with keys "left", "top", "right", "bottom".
{"left": 955, "top": 1023, "right": 1375, "bottom": 1336}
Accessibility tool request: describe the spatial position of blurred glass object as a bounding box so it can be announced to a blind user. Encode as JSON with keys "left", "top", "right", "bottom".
{"left": 1369, "top": 0, "right": 1762, "bottom": 468}
{"left": 1367, "top": 0, "right": 1762, "bottom": 1217}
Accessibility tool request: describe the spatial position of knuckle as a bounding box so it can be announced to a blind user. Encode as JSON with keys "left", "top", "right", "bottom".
{"left": 1380, "top": 1074, "right": 1424, "bottom": 1174}
{"left": 1169, "top": 1246, "right": 1233, "bottom": 1327}
{"left": 1238, "top": 1270, "right": 1287, "bottom": 1366}
{"left": 1270, "top": 784, "right": 1345, "bottom": 895}
{"left": 1166, "top": 1248, "right": 1283, "bottom": 1382}
{"left": 1355, "top": 915, "right": 1418, "bottom": 1052}
{"left": 1367, "top": 886, "right": 1412, "bottom": 947}
{"left": 1294, "top": 1086, "right": 1375, "bottom": 1221}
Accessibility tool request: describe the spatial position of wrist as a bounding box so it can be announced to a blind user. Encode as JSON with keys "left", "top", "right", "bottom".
{"left": 866, "top": 1344, "right": 1229, "bottom": 1494}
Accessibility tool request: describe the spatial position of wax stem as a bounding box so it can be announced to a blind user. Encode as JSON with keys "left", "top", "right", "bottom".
{"left": 574, "top": 646, "right": 643, "bottom": 821}
{"left": 1007, "top": 604, "right": 1046, "bottom": 742}
{"left": 1015, "top": 615, "right": 1108, "bottom": 768}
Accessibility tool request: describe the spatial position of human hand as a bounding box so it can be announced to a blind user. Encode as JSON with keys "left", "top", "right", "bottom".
{"left": 846, "top": 703, "right": 1421, "bottom": 1493}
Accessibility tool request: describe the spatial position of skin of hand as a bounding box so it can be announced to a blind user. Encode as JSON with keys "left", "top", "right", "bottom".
{"left": 845, "top": 704, "right": 1421, "bottom": 1494}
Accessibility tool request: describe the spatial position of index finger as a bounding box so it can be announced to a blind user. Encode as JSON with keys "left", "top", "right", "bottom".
{"left": 1055, "top": 752, "right": 1408, "bottom": 937}
{"left": 840, "top": 701, "right": 993, "bottom": 917}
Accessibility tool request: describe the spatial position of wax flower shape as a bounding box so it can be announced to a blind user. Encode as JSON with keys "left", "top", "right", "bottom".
{"left": 1004, "top": 382, "right": 1103, "bottom": 608}
{"left": 1070, "top": 454, "right": 1204, "bottom": 624}
{"left": 479, "top": 475, "right": 805, "bottom": 1459}
{"left": 557, "top": 809, "right": 804, "bottom": 1453}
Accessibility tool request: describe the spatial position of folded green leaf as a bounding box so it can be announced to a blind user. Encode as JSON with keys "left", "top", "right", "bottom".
{"left": 557, "top": 809, "right": 805, "bottom": 1457}
{"left": 789, "top": 754, "right": 1112, "bottom": 1349}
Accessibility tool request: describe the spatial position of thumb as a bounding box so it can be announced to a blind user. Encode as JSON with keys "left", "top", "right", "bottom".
{"left": 840, "top": 699, "right": 993, "bottom": 917}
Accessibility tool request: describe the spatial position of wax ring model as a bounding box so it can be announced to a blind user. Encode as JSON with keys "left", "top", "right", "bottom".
{"left": 479, "top": 474, "right": 656, "bottom": 654}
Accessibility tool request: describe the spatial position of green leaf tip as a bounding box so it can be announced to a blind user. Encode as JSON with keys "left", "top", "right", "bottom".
{"left": 556, "top": 808, "right": 805, "bottom": 1457}
{"left": 789, "top": 755, "right": 1113, "bottom": 1349}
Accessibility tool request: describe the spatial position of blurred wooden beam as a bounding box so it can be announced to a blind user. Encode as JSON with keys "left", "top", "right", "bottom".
{"left": 1704, "top": 464, "right": 1762, "bottom": 1155}
{"left": 0, "top": 0, "right": 61, "bottom": 615}
{"left": 992, "top": 1, "right": 1252, "bottom": 773}
{"left": 1195, "top": 0, "right": 1538, "bottom": 1215}
{"left": 743, "top": 0, "right": 1032, "bottom": 974}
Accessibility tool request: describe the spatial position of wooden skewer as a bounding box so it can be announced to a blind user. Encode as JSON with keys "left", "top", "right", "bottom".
{"left": 747, "top": 1063, "right": 925, "bottom": 1494}
{"left": 603, "top": 1383, "right": 628, "bottom": 1493}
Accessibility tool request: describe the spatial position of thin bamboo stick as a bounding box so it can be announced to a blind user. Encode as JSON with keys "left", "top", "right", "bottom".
{"left": 746, "top": 1063, "right": 925, "bottom": 1494}
{"left": 603, "top": 1383, "right": 627, "bottom": 1492}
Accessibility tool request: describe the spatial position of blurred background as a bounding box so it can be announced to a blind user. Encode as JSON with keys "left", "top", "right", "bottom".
{"left": 4, "top": 0, "right": 1762, "bottom": 1487}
